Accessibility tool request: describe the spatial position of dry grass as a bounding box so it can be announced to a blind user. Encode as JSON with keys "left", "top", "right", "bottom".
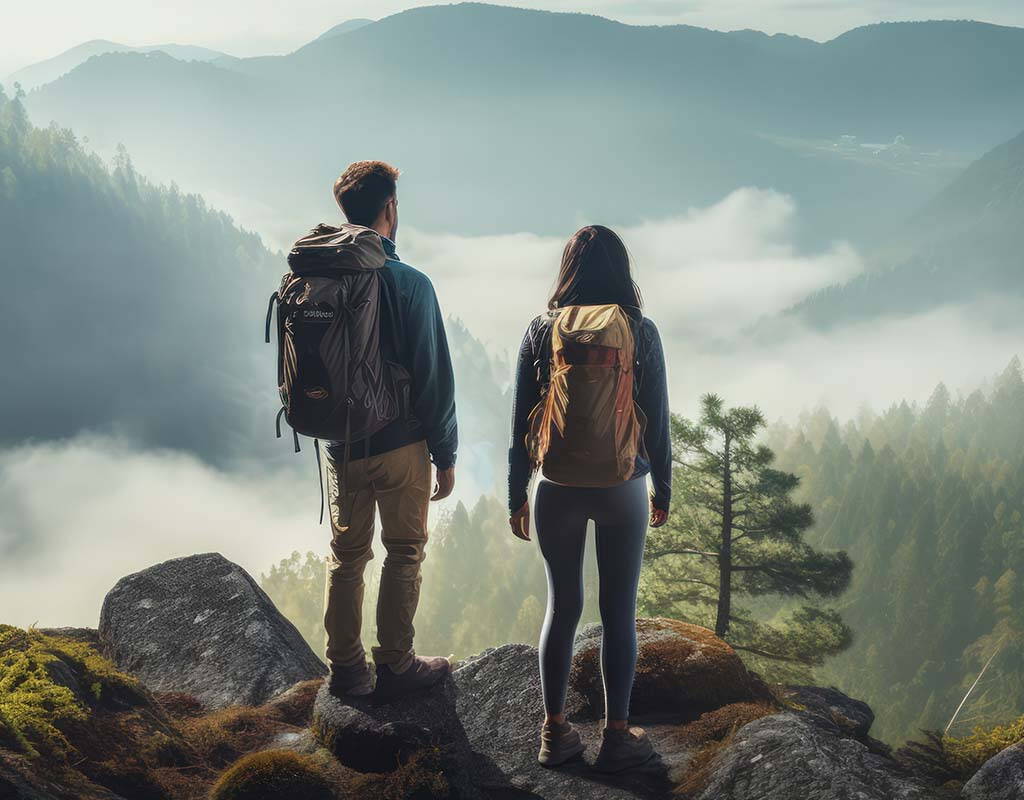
{"left": 666, "top": 701, "right": 778, "bottom": 797}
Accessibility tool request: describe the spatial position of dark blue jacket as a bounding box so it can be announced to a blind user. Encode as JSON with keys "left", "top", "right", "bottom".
{"left": 507, "top": 312, "right": 672, "bottom": 514}
{"left": 327, "top": 236, "right": 458, "bottom": 468}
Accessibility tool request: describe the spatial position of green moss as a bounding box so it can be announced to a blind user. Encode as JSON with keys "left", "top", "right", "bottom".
{"left": 210, "top": 750, "right": 335, "bottom": 800}
{"left": 0, "top": 624, "right": 142, "bottom": 758}
{"left": 944, "top": 715, "right": 1024, "bottom": 776}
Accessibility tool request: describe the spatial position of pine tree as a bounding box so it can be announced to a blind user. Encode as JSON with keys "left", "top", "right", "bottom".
{"left": 642, "top": 394, "right": 853, "bottom": 673}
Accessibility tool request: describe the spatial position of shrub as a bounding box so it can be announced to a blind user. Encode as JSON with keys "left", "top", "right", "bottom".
{"left": 210, "top": 750, "right": 335, "bottom": 800}
{"left": 0, "top": 625, "right": 88, "bottom": 757}
{"left": 944, "top": 715, "right": 1024, "bottom": 775}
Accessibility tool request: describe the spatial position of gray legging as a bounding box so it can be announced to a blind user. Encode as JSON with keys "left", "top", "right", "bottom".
{"left": 535, "top": 476, "right": 649, "bottom": 721}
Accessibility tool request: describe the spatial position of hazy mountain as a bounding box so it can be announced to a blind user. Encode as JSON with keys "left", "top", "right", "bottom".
{"left": 0, "top": 86, "right": 510, "bottom": 492}
{"left": 788, "top": 128, "right": 1024, "bottom": 328}
{"left": 0, "top": 89, "right": 278, "bottom": 462}
{"left": 6, "top": 39, "right": 229, "bottom": 91}
{"left": 24, "top": 5, "right": 1024, "bottom": 247}
{"left": 314, "top": 19, "right": 375, "bottom": 41}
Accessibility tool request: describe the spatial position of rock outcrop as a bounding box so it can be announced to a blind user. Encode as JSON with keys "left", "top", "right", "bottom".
{"left": 455, "top": 643, "right": 680, "bottom": 798}
{"left": 311, "top": 674, "right": 476, "bottom": 799}
{"left": 962, "top": 741, "right": 1024, "bottom": 800}
{"left": 14, "top": 556, "right": 1021, "bottom": 800}
{"left": 783, "top": 684, "right": 875, "bottom": 738}
{"left": 571, "top": 618, "right": 769, "bottom": 718}
{"left": 98, "top": 552, "right": 325, "bottom": 709}
{"left": 693, "top": 712, "right": 939, "bottom": 800}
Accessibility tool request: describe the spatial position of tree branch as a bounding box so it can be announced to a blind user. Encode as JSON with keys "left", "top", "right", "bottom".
{"left": 729, "top": 643, "right": 809, "bottom": 665}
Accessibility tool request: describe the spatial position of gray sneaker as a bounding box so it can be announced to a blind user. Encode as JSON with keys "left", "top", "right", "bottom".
{"left": 327, "top": 660, "right": 373, "bottom": 697}
{"left": 538, "top": 720, "right": 585, "bottom": 767}
{"left": 593, "top": 726, "right": 655, "bottom": 773}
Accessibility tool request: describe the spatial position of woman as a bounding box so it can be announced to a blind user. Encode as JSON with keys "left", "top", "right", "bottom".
{"left": 508, "top": 225, "right": 671, "bottom": 772}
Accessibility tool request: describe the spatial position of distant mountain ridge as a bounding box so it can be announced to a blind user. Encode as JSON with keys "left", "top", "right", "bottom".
{"left": 6, "top": 38, "right": 229, "bottom": 91}
{"left": 22, "top": 4, "right": 1024, "bottom": 246}
{"left": 314, "top": 18, "right": 375, "bottom": 41}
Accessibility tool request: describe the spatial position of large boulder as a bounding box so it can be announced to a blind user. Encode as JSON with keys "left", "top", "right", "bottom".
{"left": 571, "top": 618, "right": 768, "bottom": 719}
{"left": 454, "top": 643, "right": 687, "bottom": 799}
{"left": 962, "top": 740, "right": 1024, "bottom": 800}
{"left": 783, "top": 685, "right": 875, "bottom": 739}
{"left": 99, "top": 553, "right": 325, "bottom": 708}
{"left": 693, "top": 712, "right": 941, "bottom": 800}
{"left": 311, "top": 676, "right": 480, "bottom": 798}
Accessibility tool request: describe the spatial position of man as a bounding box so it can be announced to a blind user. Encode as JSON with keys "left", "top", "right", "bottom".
{"left": 323, "top": 161, "right": 457, "bottom": 699}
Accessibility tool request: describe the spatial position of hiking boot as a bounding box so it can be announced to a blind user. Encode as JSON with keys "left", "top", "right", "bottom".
{"left": 593, "top": 726, "right": 655, "bottom": 773}
{"left": 538, "top": 720, "right": 585, "bottom": 767}
{"left": 373, "top": 655, "right": 450, "bottom": 701}
{"left": 327, "top": 660, "right": 373, "bottom": 698}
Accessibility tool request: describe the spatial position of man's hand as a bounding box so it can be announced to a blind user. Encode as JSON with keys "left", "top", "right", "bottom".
{"left": 650, "top": 502, "right": 668, "bottom": 528}
{"left": 431, "top": 466, "right": 455, "bottom": 501}
{"left": 509, "top": 502, "right": 531, "bottom": 541}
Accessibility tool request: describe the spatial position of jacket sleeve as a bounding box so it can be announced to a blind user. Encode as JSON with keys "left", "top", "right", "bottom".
{"left": 638, "top": 319, "right": 672, "bottom": 511}
{"left": 507, "top": 320, "right": 541, "bottom": 514}
{"left": 406, "top": 276, "right": 458, "bottom": 469}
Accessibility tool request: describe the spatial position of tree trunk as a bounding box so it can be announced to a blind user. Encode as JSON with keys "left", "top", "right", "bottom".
{"left": 716, "top": 433, "right": 732, "bottom": 638}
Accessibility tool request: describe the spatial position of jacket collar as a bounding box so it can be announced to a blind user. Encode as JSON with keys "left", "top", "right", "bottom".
{"left": 380, "top": 235, "right": 398, "bottom": 260}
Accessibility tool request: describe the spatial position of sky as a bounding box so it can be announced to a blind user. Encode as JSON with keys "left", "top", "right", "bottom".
{"left": 4, "top": 0, "right": 1024, "bottom": 77}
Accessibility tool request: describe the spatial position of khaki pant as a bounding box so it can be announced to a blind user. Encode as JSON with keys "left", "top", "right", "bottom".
{"left": 323, "top": 440, "right": 431, "bottom": 670}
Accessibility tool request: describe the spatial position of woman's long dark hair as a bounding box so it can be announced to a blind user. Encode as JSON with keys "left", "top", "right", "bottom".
{"left": 548, "top": 225, "right": 643, "bottom": 310}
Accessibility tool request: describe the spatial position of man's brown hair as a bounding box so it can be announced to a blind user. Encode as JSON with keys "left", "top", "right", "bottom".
{"left": 333, "top": 161, "right": 400, "bottom": 227}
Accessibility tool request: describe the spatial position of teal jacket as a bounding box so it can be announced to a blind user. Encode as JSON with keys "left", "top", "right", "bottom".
{"left": 327, "top": 236, "right": 458, "bottom": 469}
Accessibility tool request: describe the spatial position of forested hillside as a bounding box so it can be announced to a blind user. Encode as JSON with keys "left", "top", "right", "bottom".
{"left": 767, "top": 358, "right": 1024, "bottom": 742}
{"left": 0, "top": 87, "right": 279, "bottom": 461}
{"left": 264, "top": 359, "right": 1024, "bottom": 749}
{"left": 0, "top": 87, "right": 508, "bottom": 489}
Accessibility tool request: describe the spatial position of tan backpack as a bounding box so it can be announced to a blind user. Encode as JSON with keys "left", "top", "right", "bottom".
{"left": 526, "top": 304, "right": 644, "bottom": 486}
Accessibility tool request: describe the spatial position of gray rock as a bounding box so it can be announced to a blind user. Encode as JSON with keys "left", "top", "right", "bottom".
{"left": 962, "top": 740, "right": 1024, "bottom": 800}
{"left": 311, "top": 677, "right": 480, "bottom": 798}
{"left": 694, "top": 712, "right": 941, "bottom": 800}
{"left": 784, "top": 685, "right": 875, "bottom": 738}
{"left": 454, "top": 643, "right": 691, "bottom": 799}
{"left": 98, "top": 552, "right": 325, "bottom": 708}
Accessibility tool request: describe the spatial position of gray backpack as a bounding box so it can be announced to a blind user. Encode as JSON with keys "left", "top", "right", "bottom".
{"left": 265, "top": 224, "right": 408, "bottom": 520}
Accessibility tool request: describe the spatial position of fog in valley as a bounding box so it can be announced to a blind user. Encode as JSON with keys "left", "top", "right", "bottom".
{"left": 3, "top": 1, "right": 1024, "bottom": 743}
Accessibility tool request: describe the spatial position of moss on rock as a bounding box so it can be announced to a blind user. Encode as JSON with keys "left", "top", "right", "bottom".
{"left": 570, "top": 617, "right": 770, "bottom": 719}
{"left": 210, "top": 749, "right": 336, "bottom": 800}
{"left": 0, "top": 624, "right": 90, "bottom": 757}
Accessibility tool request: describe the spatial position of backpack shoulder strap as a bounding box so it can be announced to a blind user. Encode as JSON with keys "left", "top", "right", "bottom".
{"left": 378, "top": 263, "right": 407, "bottom": 365}
{"left": 532, "top": 310, "right": 560, "bottom": 388}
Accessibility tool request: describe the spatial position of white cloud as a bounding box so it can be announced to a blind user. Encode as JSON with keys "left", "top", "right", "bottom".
{"left": 405, "top": 186, "right": 863, "bottom": 358}
{"left": 405, "top": 187, "right": 1022, "bottom": 420}
{"left": 0, "top": 436, "right": 463, "bottom": 629}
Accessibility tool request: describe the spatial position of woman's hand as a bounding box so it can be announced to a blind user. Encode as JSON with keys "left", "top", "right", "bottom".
{"left": 650, "top": 503, "right": 668, "bottom": 528}
{"left": 509, "top": 502, "right": 531, "bottom": 541}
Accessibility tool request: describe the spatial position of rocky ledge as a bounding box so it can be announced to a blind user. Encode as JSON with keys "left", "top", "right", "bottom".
{"left": 3, "top": 553, "right": 1020, "bottom": 800}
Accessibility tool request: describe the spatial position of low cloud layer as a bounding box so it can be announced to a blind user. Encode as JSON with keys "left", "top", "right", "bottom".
{"left": 407, "top": 188, "right": 862, "bottom": 349}
{"left": 406, "top": 187, "right": 1022, "bottom": 419}
{"left": 0, "top": 436, "right": 475, "bottom": 629}
{"left": 4, "top": 187, "right": 1022, "bottom": 627}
